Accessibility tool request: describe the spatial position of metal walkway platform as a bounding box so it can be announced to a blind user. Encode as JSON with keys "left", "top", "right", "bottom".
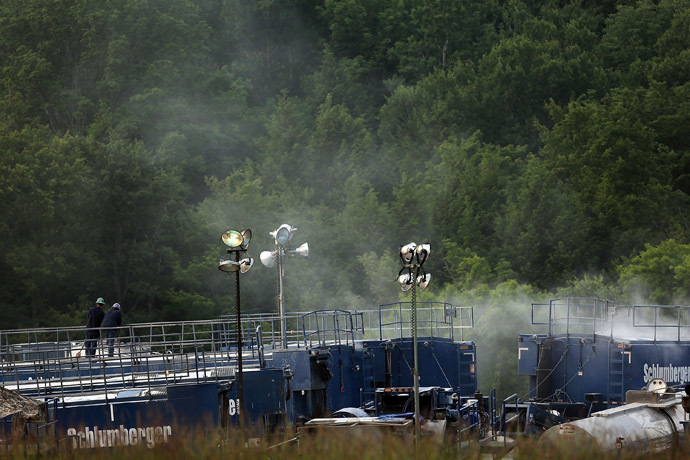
{"left": 1, "top": 302, "right": 474, "bottom": 399}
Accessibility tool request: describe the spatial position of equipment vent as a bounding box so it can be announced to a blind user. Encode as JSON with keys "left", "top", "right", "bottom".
{"left": 212, "top": 366, "right": 236, "bottom": 377}
{"left": 149, "top": 387, "right": 167, "bottom": 397}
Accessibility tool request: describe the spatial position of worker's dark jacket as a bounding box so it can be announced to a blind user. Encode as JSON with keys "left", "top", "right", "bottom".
{"left": 86, "top": 306, "right": 105, "bottom": 335}
{"left": 101, "top": 309, "right": 123, "bottom": 328}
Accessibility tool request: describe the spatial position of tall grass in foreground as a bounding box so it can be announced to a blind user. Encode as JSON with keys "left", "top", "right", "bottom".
{"left": 4, "top": 427, "right": 689, "bottom": 460}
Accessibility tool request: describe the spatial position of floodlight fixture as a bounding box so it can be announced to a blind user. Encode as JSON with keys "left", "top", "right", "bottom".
{"left": 270, "top": 224, "right": 296, "bottom": 247}
{"left": 417, "top": 272, "right": 431, "bottom": 291}
{"left": 263, "top": 224, "right": 309, "bottom": 348}
{"left": 397, "top": 242, "right": 431, "bottom": 292}
{"left": 400, "top": 243, "right": 417, "bottom": 264}
{"left": 221, "top": 228, "right": 252, "bottom": 249}
{"left": 260, "top": 250, "right": 277, "bottom": 268}
{"left": 394, "top": 239, "right": 431, "bottom": 446}
{"left": 290, "top": 242, "right": 309, "bottom": 258}
{"left": 218, "top": 259, "right": 239, "bottom": 272}
{"left": 415, "top": 243, "right": 430, "bottom": 264}
{"left": 239, "top": 257, "right": 254, "bottom": 274}
{"left": 241, "top": 229, "right": 252, "bottom": 247}
{"left": 218, "top": 257, "right": 255, "bottom": 273}
{"left": 398, "top": 271, "right": 414, "bottom": 291}
{"left": 216, "top": 227, "right": 253, "bottom": 432}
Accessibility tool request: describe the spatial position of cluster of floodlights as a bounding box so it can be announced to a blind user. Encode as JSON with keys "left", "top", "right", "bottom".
{"left": 397, "top": 242, "right": 431, "bottom": 291}
{"left": 396, "top": 241, "right": 431, "bottom": 447}
{"left": 218, "top": 224, "right": 309, "bottom": 348}
{"left": 217, "top": 228, "right": 255, "bottom": 424}
{"left": 218, "top": 229, "right": 254, "bottom": 273}
{"left": 259, "top": 224, "right": 309, "bottom": 267}
{"left": 259, "top": 224, "right": 308, "bottom": 347}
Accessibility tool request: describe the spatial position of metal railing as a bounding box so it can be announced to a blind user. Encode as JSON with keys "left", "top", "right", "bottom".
{"left": 532, "top": 298, "right": 615, "bottom": 338}
{"left": 499, "top": 393, "right": 522, "bottom": 438}
{"left": 0, "top": 303, "right": 473, "bottom": 398}
{"left": 301, "top": 310, "right": 364, "bottom": 348}
{"left": 218, "top": 312, "right": 307, "bottom": 350}
{"left": 631, "top": 304, "right": 690, "bottom": 342}
{"left": 457, "top": 398, "right": 481, "bottom": 447}
{"left": 0, "top": 319, "right": 247, "bottom": 398}
{"left": 377, "top": 302, "right": 474, "bottom": 341}
{"left": 531, "top": 299, "right": 690, "bottom": 342}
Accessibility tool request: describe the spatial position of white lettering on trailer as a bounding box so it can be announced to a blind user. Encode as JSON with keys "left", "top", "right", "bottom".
{"left": 643, "top": 363, "right": 690, "bottom": 385}
{"left": 228, "top": 398, "right": 241, "bottom": 416}
{"left": 66, "top": 425, "right": 172, "bottom": 449}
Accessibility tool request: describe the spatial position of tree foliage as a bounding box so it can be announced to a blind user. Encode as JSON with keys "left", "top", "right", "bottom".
{"left": 2, "top": 0, "right": 690, "bottom": 396}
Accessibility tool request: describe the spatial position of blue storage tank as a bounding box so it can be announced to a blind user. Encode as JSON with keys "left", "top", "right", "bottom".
{"left": 518, "top": 299, "right": 690, "bottom": 407}
{"left": 267, "top": 304, "right": 477, "bottom": 420}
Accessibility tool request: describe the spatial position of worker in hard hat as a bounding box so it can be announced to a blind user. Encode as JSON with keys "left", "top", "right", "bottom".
{"left": 85, "top": 297, "right": 106, "bottom": 357}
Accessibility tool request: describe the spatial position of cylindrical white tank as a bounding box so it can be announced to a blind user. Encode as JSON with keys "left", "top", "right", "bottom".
{"left": 540, "top": 398, "right": 686, "bottom": 453}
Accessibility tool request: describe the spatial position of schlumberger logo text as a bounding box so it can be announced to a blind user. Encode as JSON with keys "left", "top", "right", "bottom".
{"left": 66, "top": 425, "right": 172, "bottom": 448}
{"left": 643, "top": 363, "right": 690, "bottom": 385}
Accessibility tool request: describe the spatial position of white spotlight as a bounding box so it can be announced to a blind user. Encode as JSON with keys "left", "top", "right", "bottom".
{"left": 293, "top": 242, "right": 309, "bottom": 258}
{"left": 260, "top": 251, "right": 277, "bottom": 268}
{"left": 400, "top": 243, "right": 417, "bottom": 264}
{"left": 417, "top": 273, "right": 431, "bottom": 291}
{"left": 271, "top": 224, "right": 295, "bottom": 246}
{"left": 240, "top": 229, "right": 252, "bottom": 248}
{"left": 239, "top": 258, "right": 254, "bottom": 274}
{"left": 415, "top": 243, "right": 430, "bottom": 263}
{"left": 218, "top": 259, "right": 239, "bottom": 272}
{"left": 398, "top": 272, "right": 414, "bottom": 291}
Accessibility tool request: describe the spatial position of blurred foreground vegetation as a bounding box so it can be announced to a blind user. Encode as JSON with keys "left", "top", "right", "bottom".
{"left": 5, "top": 428, "right": 687, "bottom": 460}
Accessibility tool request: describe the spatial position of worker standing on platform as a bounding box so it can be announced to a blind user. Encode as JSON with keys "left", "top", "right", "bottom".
{"left": 85, "top": 297, "right": 106, "bottom": 357}
{"left": 101, "top": 303, "right": 123, "bottom": 357}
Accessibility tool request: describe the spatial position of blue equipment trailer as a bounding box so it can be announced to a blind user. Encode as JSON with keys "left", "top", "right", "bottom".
{"left": 519, "top": 299, "right": 690, "bottom": 408}
{"left": 0, "top": 301, "right": 476, "bottom": 450}
{"left": 503, "top": 298, "right": 690, "bottom": 441}
{"left": 268, "top": 303, "right": 477, "bottom": 421}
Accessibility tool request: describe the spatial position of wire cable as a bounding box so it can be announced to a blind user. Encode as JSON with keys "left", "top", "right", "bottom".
{"left": 431, "top": 349, "right": 453, "bottom": 388}
{"left": 519, "top": 345, "right": 569, "bottom": 401}
{"left": 549, "top": 350, "right": 595, "bottom": 402}
{"left": 398, "top": 345, "right": 412, "bottom": 372}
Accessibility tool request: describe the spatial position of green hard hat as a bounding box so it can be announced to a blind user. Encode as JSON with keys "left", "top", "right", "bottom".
{"left": 96, "top": 297, "right": 105, "bottom": 305}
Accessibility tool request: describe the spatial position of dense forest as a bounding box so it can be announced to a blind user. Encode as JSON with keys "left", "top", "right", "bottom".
{"left": 2, "top": 0, "right": 690, "bottom": 397}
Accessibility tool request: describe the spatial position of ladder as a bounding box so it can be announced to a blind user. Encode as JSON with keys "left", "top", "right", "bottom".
{"left": 607, "top": 342, "right": 625, "bottom": 406}
{"left": 458, "top": 347, "right": 477, "bottom": 396}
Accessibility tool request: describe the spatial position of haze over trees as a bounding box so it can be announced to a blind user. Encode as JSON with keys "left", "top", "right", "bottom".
{"left": 2, "top": 0, "right": 689, "bottom": 396}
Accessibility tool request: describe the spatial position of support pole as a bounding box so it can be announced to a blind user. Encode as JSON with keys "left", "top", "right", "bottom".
{"left": 278, "top": 247, "right": 287, "bottom": 349}
{"left": 235, "top": 250, "right": 244, "bottom": 434}
{"left": 412, "top": 266, "right": 420, "bottom": 446}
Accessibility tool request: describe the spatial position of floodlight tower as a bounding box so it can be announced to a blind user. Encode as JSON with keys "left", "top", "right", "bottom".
{"left": 396, "top": 241, "right": 431, "bottom": 446}
{"left": 218, "top": 228, "right": 253, "bottom": 429}
{"left": 260, "top": 224, "right": 309, "bottom": 348}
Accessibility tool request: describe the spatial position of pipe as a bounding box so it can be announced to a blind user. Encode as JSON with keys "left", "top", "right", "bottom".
{"left": 384, "top": 346, "right": 392, "bottom": 388}
{"left": 536, "top": 338, "right": 553, "bottom": 400}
